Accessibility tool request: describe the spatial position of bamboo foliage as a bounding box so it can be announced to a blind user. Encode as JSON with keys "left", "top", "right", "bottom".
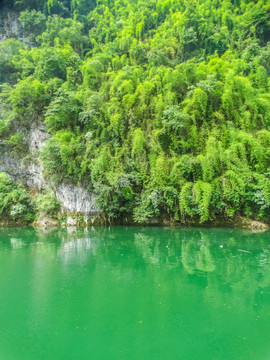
{"left": 1, "top": 0, "right": 270, "bottom": 222}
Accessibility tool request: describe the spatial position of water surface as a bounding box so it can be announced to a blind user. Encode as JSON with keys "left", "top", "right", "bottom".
{"left": 0, "top": 226, "right": 270, "bottom": 360}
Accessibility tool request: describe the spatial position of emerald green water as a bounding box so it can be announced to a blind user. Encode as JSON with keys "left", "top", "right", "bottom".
{"left": 0, "top": 227, "right": 270, "bottom": 360}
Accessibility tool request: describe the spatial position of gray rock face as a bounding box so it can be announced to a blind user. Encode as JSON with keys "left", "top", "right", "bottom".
{"left": 0, "top": 153, "right": 35, "bottom": 184}
{"left": 28, "top": 125, "right": 50, "bottom": 153}
{"left": 55, "top": 184, "right": 97, "bottom": 215}
{"left": 0, "top": 124, "right": 48, "bottom": 190}
{"left": 0, "top": 11, "right": 21, "bottom": 43}
{"left": 0, "top": 124, "right": 98, "bottom": 216}
{"left": 66, "top": 217, "right": 77, "bottom": 227}
{"left": 0, "top": 10, "right": 99, "bottom": 219}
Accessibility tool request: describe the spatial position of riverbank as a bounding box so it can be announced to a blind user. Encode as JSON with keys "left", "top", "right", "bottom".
{"left": 1, "top": 214, "right": 268, "bottom": 232}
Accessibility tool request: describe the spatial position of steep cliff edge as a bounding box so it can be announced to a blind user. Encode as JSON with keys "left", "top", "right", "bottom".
{"left": 0, "top": 123, "right": 99, "bottom": 224}
{"left": 0, "top": 6, "right": 99, "bottom": 225}
{"left": 0, "top": 9, "right": 21, "bottom": 43}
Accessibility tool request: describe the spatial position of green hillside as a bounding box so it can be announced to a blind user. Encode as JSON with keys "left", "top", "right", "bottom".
{"left": 1, "top": 0, "right": 270, "bottom": 224}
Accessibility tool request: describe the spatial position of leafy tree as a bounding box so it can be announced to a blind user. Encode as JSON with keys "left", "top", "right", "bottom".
{"left": 1, "top": 0, "right": 270, "bottom": 224}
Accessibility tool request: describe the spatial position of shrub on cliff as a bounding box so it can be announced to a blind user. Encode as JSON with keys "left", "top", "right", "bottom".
{"left": 0, "top": 172, "right": 35, "bottom": 223}
{"left": 34, "top": 192, "right": 60, "bottom": 219}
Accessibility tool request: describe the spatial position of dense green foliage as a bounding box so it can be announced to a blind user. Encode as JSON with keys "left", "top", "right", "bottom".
{"left": 1, "top": 0, "right": 270, "bottom": 223}
{"left": 35, "top": 192, "right": 61, "bottom": 218}
{"left": 0, "top": 172, "right": 60, "bottom": 223}
{"left": 0, "top": 173, "right": 34, "bottom": 222}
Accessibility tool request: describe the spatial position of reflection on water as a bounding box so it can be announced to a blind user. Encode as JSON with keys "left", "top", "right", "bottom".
{"left": 1, "top": 226, "right": 270, "bottom": 297}
{"left": 1, "top": 227, "right": 270, "bottom": 301}
{"left": 0, "top": 226, "right": 270, "bottom": 360}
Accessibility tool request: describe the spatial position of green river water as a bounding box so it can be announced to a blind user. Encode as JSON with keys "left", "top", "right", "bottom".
{"left": 0, "top": 226, "right": 270, "bottom": 360}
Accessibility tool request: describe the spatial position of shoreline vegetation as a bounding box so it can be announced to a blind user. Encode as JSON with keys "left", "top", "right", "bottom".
{"left": 0, "top": 0, "right": 270, "bottom": 228}
{"left": 0, "top": 213, "right": 269, "bottom": 232}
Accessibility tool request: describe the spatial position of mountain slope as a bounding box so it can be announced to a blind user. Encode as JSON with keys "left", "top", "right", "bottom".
{"left": 0, "top": 0, "right": 270, "bottom": 225}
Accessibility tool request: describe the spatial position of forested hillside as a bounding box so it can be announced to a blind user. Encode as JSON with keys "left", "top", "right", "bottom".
{"left": 0, "top": 0, "right": 270, "bottom": 224}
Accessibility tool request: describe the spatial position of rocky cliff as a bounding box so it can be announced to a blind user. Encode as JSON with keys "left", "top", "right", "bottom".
{"left": 0, "top": 10, "right": 21, "bottom": 43}
{"left": 0, "top": 7, "right": 99, "bottom": 225}
{"left": 0, "top": 123, "right": 99, "bottom": 221}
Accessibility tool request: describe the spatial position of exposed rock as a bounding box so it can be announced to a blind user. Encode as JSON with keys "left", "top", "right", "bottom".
{"left": 0, "top": 123, "right": 48, "bottom": 189}
{"left": 0, "top": 123, "right": 98, "bottom": 217}
{"left": 66, "top": 217, "right": 77, "bottom": 227}
{"left": 55, "top": 184, "right": 98, "bottom": 215}
{"left": 0, "top": 11, "right": 22, "bottom": 43}
{"left": 34, "top": 217, "right": 58, "bottom": 228}
{"left": 237, "top": 217, "right": 269, "bottom": 232}
{"left": 0, "top": 152, "right": 44, "bottom": 189}
{"left": 28, "top": 124, "right": 50, "bottom": 153}
{"left": 0, "top": 151, "right": 98, "bottom": 216}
